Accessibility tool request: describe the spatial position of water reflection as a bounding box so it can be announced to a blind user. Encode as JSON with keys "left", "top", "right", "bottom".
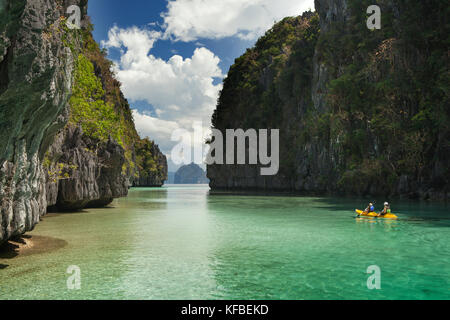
{"left": 119, "top": 187, "right": 169, "bottom": 211}
{"left": 0, "top": 186, "right": 448, "bottom": 299}
{"left": 355, "top": 217, "right": 400, "bottom": 230}
{"left": 206, "top": 193, "right": 450, "bottom": 299}
{"left": 116, "top": 185, "right": 218, "bottom": 299}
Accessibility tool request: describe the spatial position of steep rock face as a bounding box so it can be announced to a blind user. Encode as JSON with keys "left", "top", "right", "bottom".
{"left": 44, "top": 42, "right": 134, "bottom": 210}
{"left": 208, "top": 0, "right": 449, "bottom": 199}
{"left": 315, "top": 0, "right": 350, "bottom": 32}
{"left": 0, "top": 0, "right": 86, "bottom": 243}
{"left": 133, "top": 138, "right": 168, "bottom": 187}
{"left": 0, "top": 0, "right": 168, "bottom": 243}
{"left": 45, "top": 10, "right": 168, "bottom": 208}
{"left": 308, "top": 0, "right": 449, "bottom": 199}
{"left": 294, "top": 0, "right": 351, "bottom": 192}
{"left": 208, "top": 12, "right": 320, "bottom": 191}
{"left": 46, "top": 125, "right": 127, "bottom": 210}
{"left": 312, "top": 0, "right": 350, "bottom": 113}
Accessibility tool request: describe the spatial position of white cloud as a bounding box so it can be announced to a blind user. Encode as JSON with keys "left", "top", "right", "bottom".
{"left": 103, "top": 26, "right": 222, "bottom": 125}
{"left": 162, "top": 0, "right": 315, "bottom": 41}
{"left": 132, "top": 110, "right": 211, "bottom": 171}
{"left": 132, "top": 110, "right": 179, "bottom": 151}
{"left": 102, "top": 26, "right": 222, "bottom": 170}
{"left": 102, "top": 26, "right": 161, "bottom": 59}
{"left": 101, "top": 0, "right": 316, "bottom": 170}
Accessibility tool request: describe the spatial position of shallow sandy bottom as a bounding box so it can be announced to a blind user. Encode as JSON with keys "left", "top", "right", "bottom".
{"left": 0, "top": 234, "right": 67, "bottom": 260}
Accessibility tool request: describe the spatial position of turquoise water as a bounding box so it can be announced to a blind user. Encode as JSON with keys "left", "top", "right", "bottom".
{"left": 0, "top": 185, "right": 449, "bottom": 300}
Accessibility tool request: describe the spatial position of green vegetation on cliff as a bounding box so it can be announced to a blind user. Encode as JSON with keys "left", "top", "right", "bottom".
{"left": 0, "top": 0, "right": 26, "bottom": 39}
{"left": 214, "top": 12, "right": 319, "bottom": 129}
{"left": 70, "top": 53, "right": 124, "bottom": 145}
{"left": 135, "top": 138, "right": 167, "bottom": 181}
{"left": 63, "top": 20, "right": 166, "bottom": 182}
{"left": 210, "top": 1, "right": 449, "bottom": 198}
{"left": 213, "top": 12, "right": 320, "bottom": 176}
{"left": 315, "top": 0, "right": 449, "bottom": 195}
{"left": 41, "top": 16, "right": 167, "bottom": 186}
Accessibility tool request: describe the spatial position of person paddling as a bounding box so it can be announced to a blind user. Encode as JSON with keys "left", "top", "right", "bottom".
{"left": 378, "top": 202, "right": 391, "bottom": 217}
{"left": 364, "top": 203, "right": 375, "bottom": 214}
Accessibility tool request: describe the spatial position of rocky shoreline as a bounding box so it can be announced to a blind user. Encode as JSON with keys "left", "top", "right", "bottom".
{"left": 0, "top": 0, "right": 167, "bottom": 244}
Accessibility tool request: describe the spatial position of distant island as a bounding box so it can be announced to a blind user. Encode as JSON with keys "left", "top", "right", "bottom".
{"left": 172, "top": 163, "right": 209, "bottom": 184}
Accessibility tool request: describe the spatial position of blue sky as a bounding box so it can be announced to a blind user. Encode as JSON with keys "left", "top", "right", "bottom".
{"left": 87, "top": 0, "right": 315, "bottom": 171}
{"left": 88, "top": 0, "right": 253, "bottom": 83}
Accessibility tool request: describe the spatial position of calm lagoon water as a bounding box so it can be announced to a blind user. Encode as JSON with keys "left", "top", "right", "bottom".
{"left": 0, "top": 185, "right": 449, "bottom": 300}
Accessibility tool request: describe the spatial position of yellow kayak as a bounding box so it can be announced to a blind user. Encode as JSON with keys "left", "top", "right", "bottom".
{"left": 356, "top": 209, "right": 398, "bottom": 219}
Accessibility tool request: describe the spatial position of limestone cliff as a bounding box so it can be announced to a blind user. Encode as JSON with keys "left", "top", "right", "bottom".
{"left": 133, "top": 138, "right": 168, "bottom": 187}
{"left": 0, "top": 0, "right": 167, "bottom": 243}
{"left": 44, "top": 28, "right": 168, "bottom": 209}
{"left": 45, "top": 125, "right": 129, "bottom": 211}
{"left": 208, "top": 0, "right": 449, "bottom": 200}
{"left": 209, "top": 12, "right": 320, "bottom": 191}
{"left": 0, "top": 0, "right": 86, "bottom": 243}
